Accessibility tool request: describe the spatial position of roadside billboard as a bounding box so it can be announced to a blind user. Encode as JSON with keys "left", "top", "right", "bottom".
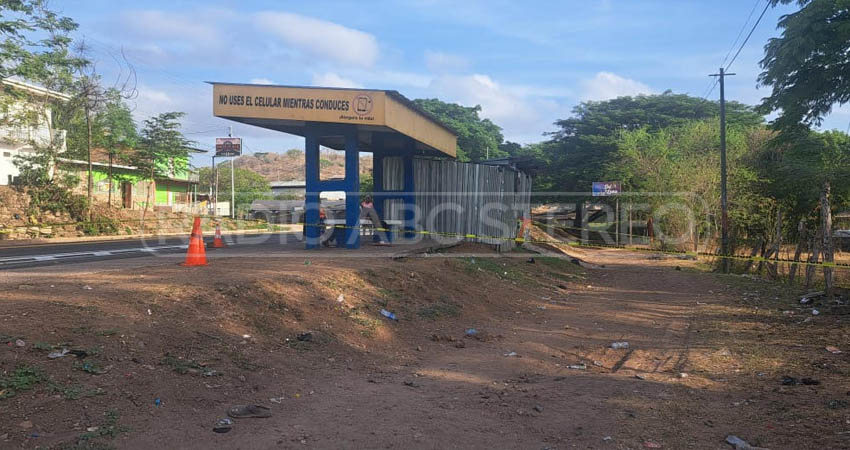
{"left": 215, "top": 137, "right": 242, "bottom": 157}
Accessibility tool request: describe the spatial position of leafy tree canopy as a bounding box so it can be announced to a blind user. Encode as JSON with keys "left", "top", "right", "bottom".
{"left": 198, "top": 165, "right": 270, "bottom": 212}
{"left": 61, "top": 88, "right": 138, "bottom": 160}
{"left": 542, "top": 92, "right": 763, "bottom": 192}
{"left": 413, "top": 98, "right": 505, "bottom": 162}
{"left": 757, "top": 129, "right": 850, "bottom": 218}
{"left": 134, "top": 112, "right": 193, "bottom": 180}
{"left": 759, "top": 0, "right": 850, "bottom": 131}
{"left": 0, "top": 0, "right": 82, "bottom": 90}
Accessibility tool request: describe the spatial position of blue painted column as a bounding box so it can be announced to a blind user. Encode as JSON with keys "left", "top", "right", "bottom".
{"left": 402, "top": 139, "right": 416, "bottom": 238}
{"left": 304, "top": 129, "right": 321, "bottom": 249}
{"left": 343, "top": 128, "right": 360, "bottom": 249}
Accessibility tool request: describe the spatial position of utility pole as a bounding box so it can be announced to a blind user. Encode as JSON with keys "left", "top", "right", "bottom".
{"left": 212, "top": 155, "right": 217, "bottom": 216}
{"left": 229, "top": 126, "right": 235, "bottom": 219}
{"left": 710, "top": 67, "right": 735, "bottom": 273}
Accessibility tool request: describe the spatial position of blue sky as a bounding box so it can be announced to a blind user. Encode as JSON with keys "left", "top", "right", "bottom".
{"left": 62, "top": 0, "right": 843, "bottom": 161}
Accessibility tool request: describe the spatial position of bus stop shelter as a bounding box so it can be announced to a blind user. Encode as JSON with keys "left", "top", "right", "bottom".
{"left": 210, "top": 82, "right": 458, "bottom": 249}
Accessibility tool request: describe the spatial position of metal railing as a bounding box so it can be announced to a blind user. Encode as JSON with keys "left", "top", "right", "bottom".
{"left": 0, "top": 127, "right": 66, "bottom": 151}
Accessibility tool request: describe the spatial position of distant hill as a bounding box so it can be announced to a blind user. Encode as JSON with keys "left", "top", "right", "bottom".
{"left": 231, "top": 150, "right": 372, "bottom": 181}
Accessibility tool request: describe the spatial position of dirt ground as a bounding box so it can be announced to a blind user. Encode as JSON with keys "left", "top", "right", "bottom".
{"left": 1, "top": 240, "right": 849, "bottom": 449}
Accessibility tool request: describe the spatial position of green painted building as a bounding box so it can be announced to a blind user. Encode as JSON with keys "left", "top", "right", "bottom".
{"left": 59, "top": 147, "right": 205, "bottom": 211}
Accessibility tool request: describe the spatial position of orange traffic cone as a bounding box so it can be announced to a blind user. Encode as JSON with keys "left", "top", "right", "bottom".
{"left": 209, "top": 222, "right": 226, "bottom": 248}
{"left": 181, "top": 216, "right": 207, "bottom": 266}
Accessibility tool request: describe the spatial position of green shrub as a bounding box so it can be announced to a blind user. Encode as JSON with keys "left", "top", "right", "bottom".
{"left": 0, "top": 365, "right": 45, "bottom": 398}
{"left": 79, "top": 218, "right": 119, "bottom": 236}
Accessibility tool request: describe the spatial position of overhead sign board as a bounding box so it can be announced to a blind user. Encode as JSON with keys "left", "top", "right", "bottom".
{"left": 212, "top": 84, "right": 386, "bottom": 126}
{"left": 210, "top": 82, "right": 458, "bottom": 158}
{"left": 592, "top": 181, "right": 621, "bottom": 196}
{"left": 215, "top": 137, "right": 242, "bottom": 157}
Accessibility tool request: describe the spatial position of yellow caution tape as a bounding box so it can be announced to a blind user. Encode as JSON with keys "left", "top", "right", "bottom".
{"left": 301, "top": 221, "right": 850, "bottom": 271}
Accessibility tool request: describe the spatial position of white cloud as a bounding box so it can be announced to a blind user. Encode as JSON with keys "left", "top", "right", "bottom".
{"left": 372, "top": 70, "right": 431, "bottom": 88}
{"left": 428, "top": 73, "right": 566, "bottom": 143}
{"left": 254, "top": 11, "right": 379, "bottom": 67}
{"left": 580, "top": 72, "right": 653, "bottom": 101}
{"left": 424, "top": 50, "right": 470, "bottom": 73}
{"left": 118, "top": 10, "right": 217, "bottom": 43}
{"left": 130, "top": 81, "right": 305, "bottom": 161}
{"left": 429, "top": 74, "right": 532, "bottom": 122}
{"left": 311, "top": 72, "right": 363, "bottom": 89}
{"left": 134, "top": 85, "right": 175, "bottom": 114}
{"left": 249, "top": 78, "right": 275, "bottom": 85}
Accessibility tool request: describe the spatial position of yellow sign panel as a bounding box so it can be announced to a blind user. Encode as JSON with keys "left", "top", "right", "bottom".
{"left": 212, "top": 84, "right": 386, "bottom": 126}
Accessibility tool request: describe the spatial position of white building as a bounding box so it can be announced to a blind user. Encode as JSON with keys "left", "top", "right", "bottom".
{"left": 0, "top": 78, "right": 70, "bottom": 185}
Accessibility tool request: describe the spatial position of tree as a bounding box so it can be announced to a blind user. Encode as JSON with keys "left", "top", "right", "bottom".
{"left": 610, "top": 119, "right": 774, "bottom": 252}
{"left": 412, "top": 98, "right": 505, "bottom": 162}
{"left": 198, "top": 165, "right": 270, "bottom": 214}
{"left": 764, "top": 130, "right": 850, "bottom": 293}
{"left": 65, "top": 40, "right": 137, "bottom": 211}
{"left": 1, "top": 0, "right": 82, "bottom": 162}
{"left": 95, "top": 90, "right": 138, "bottom": 207}
{"left": 2, "top": 1, "right": 88, "bottom": 220}
{"left": 134, "top": 112, "right": 192, "bottom": 218}
{"left": 359, "top": 173, "right": 374, "bottom": 196}
{"left": 544, "top": 92, "right": 763, "bottom": 192}
{"left": 0, "top": 0, "right": 82, "bottom": 89}
{"left": 759, "top": 0, "right": 850, "bottom": 131}
{"left": 758, "top": 0, "right": 850, "bottom": 294}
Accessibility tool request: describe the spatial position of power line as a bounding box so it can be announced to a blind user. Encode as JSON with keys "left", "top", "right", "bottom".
{"left": 84, "top": 39, "right": 206, "bottom": 91}
{"left": 183, "top": 127, "right": 231, "bottom": 135}
{"left": 701, "top": 0, "right": 768, "bottom": 100}
{"left": 702, "top": 78, "right": 719, "bottom": 100}
{"left": 725, "top": 0, "right": 771, "bottom": 71}
{"left": 721, "top": 0, "right": 764, "bottom": 68}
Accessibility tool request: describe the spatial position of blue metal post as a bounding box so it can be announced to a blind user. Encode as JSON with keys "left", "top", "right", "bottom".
{"left": 343, "top": 128, "right": 360, "bottom": 249}
{"left": 402, "top": 139, "right": 416, "bottom": 238}
{"left": 304, "top": 129, "right": 321, "bottom": 249}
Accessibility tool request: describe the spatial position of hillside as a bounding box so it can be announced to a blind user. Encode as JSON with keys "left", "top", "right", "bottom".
{"left": 232, "top": 150, "right": 373, "bottom": 181}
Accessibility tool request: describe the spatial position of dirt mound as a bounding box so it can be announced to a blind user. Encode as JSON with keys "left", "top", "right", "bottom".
{"left": 3, "top": 245, "right": 849, "bottom": 448}
{"left": 525, "top": 224, "right": 588, "bottom": 259}
{"left": 1, "top": 245, "right": 592, "bottom": 448}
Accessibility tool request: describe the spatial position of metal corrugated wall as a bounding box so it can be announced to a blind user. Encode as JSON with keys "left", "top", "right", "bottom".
{"left": 403, "top": 158, "right": 532, "bottom": 251}
{"left": 382, "top": 156, "right": 405, "bottom": 221}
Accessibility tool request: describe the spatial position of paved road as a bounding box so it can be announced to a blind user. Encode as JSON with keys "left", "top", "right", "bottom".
{"left": 0, "top": 232, "right": 300, "bottom": 269}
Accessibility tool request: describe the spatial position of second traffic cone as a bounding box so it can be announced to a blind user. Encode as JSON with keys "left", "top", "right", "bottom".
{"left": 181, "top": 216, "right": 207, "bottom": 266}
{"left": 209, "top": 222, "right": 226, "bottom": 248}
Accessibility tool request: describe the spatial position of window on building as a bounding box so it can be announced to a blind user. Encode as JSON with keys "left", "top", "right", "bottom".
{"left": 2, "top": 152, "right": 10, "bottom": 157}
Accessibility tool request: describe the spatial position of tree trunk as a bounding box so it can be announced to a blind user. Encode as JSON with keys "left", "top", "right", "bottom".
{"left": 742, "top": 239, "right": 762, "bottom": 273}
{"left": 757, "top": 240, "right": 767, "bottom": 275}
{"left": 767, "top": 208, "right": 782, "bottom": 280}
{"left": 692, "top": 219, "right": 698, "bottom": 252}
{"left": 821, "top": 181, "right": 834, "bottom": 299}
{"left": 788, "top": 220, "right": 806, "bottom": 285}
{"left": 805, "top": 228, "right": 822, "bottom": 290}
{"left": 142, "top": 167, "right": 154, "bottom": 226}
{"left": 107, "top": 153, "right": 113, "bottom": 208}
{"left": 85, "top": 105, "right": 93, "bottom": 219}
